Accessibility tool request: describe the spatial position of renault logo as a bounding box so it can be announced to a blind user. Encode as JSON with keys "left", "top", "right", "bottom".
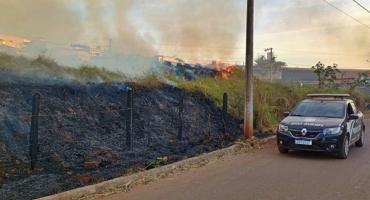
{"left": 301, "top": 128, "right": 308, "bottom": 136}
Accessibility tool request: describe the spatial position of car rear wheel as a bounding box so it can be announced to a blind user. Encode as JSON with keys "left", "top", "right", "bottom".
{"left": 278, "top": 146, "right": 289, "bottom": 153}
{"left": 355, "top": 128, "right": 365, "bottom": 147}
{"left": 337, "top": 135, "right": 349, "bottom": 159}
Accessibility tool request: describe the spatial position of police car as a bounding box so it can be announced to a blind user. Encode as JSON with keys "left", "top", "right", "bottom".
{"left": 276, "top": 94, "right": 365, "bottom": 159}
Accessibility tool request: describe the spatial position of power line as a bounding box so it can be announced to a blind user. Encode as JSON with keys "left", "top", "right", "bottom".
{"left": 286, "top": 62, "right": 312, "bottom": 67}
{"left": 108, "top": 43, "right": 368, "bottom": 58}
{"left": 323, "top": 0, "right": 370, "bottom": 29}
{"left": 285, "top": 62, "right": 370, "bottom": 69}
{"left": 276, "top": 49, "right": 367, "bottom": 57}
{"left": 105, "top": 41, "right": 367, "bottom": 58}
{"left": 353, "top": 0, "right": 370, "bottom": 14}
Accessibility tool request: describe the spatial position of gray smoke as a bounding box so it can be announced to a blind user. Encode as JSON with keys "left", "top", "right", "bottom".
{"left": 0, "top": 0, "right": 246, "bottom": 75}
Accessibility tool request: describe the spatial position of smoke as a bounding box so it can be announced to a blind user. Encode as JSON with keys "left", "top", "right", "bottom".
{"left": 0, "top": 1, "right": 81, "bottom": 43}
{"left": 2, "top": 0, "right": 370, "bottom": 70}
{"left": 0, "top": 0, "right": 246, "bottom": 69}
{"left": 134, "top": 0, "right": 246, "bottom": 62}
{"left": 0, "top": 1, "right": 156, "bottom": 53}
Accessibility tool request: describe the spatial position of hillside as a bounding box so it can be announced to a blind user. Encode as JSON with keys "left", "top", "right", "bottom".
{"left": 1, "top": 53, "right": 369, "bottom": 199}
{"left": 0, "top": 69, "right": 273, "bottom": 199}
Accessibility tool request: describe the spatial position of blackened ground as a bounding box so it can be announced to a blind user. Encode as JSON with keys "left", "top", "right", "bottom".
{"left": 0, "top": 71, "right": 272, "bottom": 200}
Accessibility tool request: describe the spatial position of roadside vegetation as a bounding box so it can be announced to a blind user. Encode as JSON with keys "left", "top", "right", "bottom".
{"left": 1, "top": 52, "right": 369, "bottom": 131}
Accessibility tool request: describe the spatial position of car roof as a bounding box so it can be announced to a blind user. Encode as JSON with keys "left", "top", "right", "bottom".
{"left": 303, "top": 94, "right": 352, "bottom": 104}
{"left": 302, "top": 98, "right": 349, "bottom": 103}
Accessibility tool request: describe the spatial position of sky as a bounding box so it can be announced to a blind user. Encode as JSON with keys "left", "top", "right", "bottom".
{"left": 252, "top": 0, "right": 370, "bottom": 69}
{"left": 1, "top": 0, "right": 370, "bottom": 69}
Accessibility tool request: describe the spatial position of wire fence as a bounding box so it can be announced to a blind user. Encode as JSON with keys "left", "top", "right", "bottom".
{"left": 0, "top": 83, "right": 231, "bottom": 174}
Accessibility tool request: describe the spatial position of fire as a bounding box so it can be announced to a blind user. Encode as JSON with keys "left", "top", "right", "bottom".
{"left": 213, "top": 62, "right": 237, "bottom": 79}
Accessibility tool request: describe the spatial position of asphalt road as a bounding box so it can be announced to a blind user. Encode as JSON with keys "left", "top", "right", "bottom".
{"left": 100, "top": 124, "right": 370, "bottom": 200}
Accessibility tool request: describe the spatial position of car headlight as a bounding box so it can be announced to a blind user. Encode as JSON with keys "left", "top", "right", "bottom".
{"left": 278, "top": 124, "right": 289, "bottom": 132}
{"left": 323, "top": 127, "right": 341, "bottom": 135}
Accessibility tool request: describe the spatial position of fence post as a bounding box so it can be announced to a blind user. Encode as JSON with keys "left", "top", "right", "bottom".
{"left": 29, "top": 93, "right": 40, "bottom": 170}
{"left": 178, "top": 90, "right": 184, "bottom": 140}
{"left": 126, "top": 89, "right": 133, "bottom": 151}
{"left": 222, "top": 93, "right": 228, "bottom": 133}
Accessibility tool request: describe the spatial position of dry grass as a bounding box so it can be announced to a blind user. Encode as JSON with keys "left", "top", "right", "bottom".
{"left": 1, "top": 52, "right": 369, "bottom": 131}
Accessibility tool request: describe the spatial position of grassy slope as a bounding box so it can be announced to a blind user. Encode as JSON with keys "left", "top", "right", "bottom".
{"left": 1, "top": 53, "right": 369, "bottom": 131}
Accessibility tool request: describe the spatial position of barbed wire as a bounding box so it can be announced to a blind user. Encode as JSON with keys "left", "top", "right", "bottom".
{"left": 0, "top": 161, "right": 29, "bottom": 169}
{"left": 0, "top": 87, "right": 223, "bottom": 171}
{"left": 0, "top": 115, "right": 31, "bottom": 123}
{"left": 38, "top": 121, "right": 125, "bottom": 133}
{"left": 2, "top": 104, "right": 188, "bottom": 134}
{"left": 0, "top": 116, "right": 143, "bottom": 151}
{"left": 0, "top": 92, "right": 217, "bottom": 129}
{"left": 0, "top": 106, "right": 131, "bottom": 123}
{"left": 0, "top": 154, "right": 75, "bottom": 169}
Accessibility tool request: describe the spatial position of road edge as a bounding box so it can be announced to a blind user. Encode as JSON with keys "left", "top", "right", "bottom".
{"left": 35, "top": 136, "right": 276, "bottom": 200}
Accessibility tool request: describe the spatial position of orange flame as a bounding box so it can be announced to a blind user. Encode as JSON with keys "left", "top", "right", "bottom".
{"left": 213, "top": 62, "right": 237, "bottom": 79}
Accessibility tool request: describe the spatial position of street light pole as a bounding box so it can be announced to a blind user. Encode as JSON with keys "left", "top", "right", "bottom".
{"left": 265, "top": 48, "right": 273, "bottom": 82}
{"left": 244, "top": 0, "right": 254, "bottom": 139}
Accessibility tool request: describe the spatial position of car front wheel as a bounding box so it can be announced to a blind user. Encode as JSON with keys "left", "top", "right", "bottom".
{"left": 337, "top": 135, "right": 349, "bottom": 159}
{"left": 278, "top": 146, "right": 289, "bottom": 154}
{"left": 355, "top": 128, "right": 365, "bottom": 147}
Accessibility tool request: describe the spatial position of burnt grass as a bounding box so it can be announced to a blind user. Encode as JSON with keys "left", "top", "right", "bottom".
{"left": 0, "top": 71, "right": 272, "bottom": 200}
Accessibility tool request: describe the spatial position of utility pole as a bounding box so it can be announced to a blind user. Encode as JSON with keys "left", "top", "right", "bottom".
{"left": 265, "top": 48, "right": 273, "bottom": 82}
{"left": 244, "top": 0, "right": 254, "bottom": 139}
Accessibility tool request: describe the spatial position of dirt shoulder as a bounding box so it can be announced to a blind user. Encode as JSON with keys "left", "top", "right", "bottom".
{"left": 36, "top": 136, "right": 276, "bottom": 200}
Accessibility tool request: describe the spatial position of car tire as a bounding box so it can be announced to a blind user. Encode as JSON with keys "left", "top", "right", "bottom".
{"left": 278, "top": 146, "right": 289, "bottom": 153}
{"left": 355, "top": 128, "right": 365, "bottom": 147}
{"left": 337, "top": 135, "right": 349, "bottom": 159}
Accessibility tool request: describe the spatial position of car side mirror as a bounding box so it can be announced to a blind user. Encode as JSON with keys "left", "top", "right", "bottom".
{"left": 283, "top": 112, "right": 290, "bottom": 117}
{"left": 349, "top": 114, "right": 359, "bottom": 120}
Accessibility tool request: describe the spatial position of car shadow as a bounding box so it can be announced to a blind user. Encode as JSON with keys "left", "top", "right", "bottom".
{"left": 277, "top": 145, "right": 362, "bottom": 160}
{"left": 283, "top": 150, "right": 339, "bottom": 159}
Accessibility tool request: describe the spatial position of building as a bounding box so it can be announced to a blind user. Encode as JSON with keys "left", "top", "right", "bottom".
{"left": 280, "top": 67, "right": 370, "bottom": 85}
{"left": 0, "top": 34, "right": 30, "bottom": 55}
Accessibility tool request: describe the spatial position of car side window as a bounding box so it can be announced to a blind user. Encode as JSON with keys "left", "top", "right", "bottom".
{"left": 350, "top": 102, "right": 358, "bottom": 114}
{"left": 347, "top": 103, "right": 355, "bottom": 117}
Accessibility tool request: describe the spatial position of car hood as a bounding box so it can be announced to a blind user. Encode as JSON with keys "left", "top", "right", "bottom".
{"left": 280, "top": 116, "right": 344, "bottom": 130}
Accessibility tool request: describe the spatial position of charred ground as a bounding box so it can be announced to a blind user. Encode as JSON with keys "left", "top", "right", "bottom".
{"left": 0, "top": 70, "right": 271, "bottom": 200}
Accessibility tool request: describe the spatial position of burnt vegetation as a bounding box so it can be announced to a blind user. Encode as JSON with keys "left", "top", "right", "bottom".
{"left": 0, "top": 53, "right": 369, "bottom": 199}
{"left": 0, "top": 54, "right": 270, "bottom": 199}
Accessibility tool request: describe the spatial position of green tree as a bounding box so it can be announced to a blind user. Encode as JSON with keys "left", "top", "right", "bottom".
{"left": 312, "top": 62, "right": 341, "bottom": 89}
{"left": 253, "top": 54, "right": 286, "bottom": 79}
{"left": 342, "top": 72, "right": 369, "bottom": 91}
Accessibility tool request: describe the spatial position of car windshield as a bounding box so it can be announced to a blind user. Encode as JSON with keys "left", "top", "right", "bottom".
{"left": 290, "top": 101, "right": 344, "bottom": 118}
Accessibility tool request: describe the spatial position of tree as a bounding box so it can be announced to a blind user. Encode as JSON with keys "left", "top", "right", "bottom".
{"left": 253, "top": 54, "right": 287, "bottom": 79}
{"left": 342, "top": 72, "right": 369, "bottom": 91}
{"left": 253, "top": 55, "right": 269, "bottom": 77}
{"left": 312, "top": 62, "right": 341, "bottom": 89}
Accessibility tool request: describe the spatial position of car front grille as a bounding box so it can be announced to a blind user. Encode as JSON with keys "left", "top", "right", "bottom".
{"left": 289, "top": 129, "right": 322, "bottom": 138}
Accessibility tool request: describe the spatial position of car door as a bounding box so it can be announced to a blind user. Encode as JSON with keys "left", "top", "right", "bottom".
{"left": 348, "top": 102, "right": 361, "bottom": 143}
